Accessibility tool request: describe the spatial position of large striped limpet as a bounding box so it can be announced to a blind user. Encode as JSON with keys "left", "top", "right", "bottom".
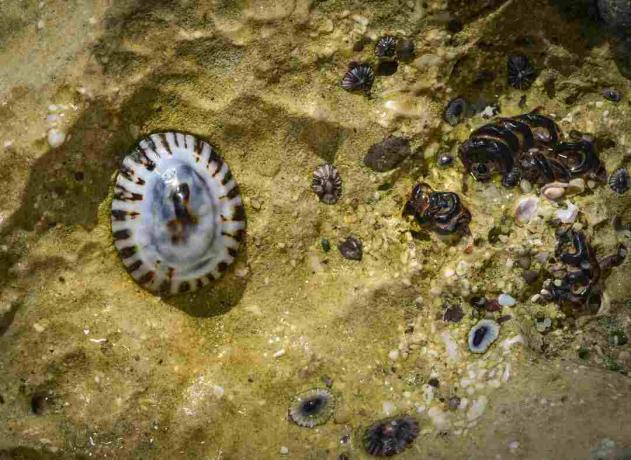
{"left": 111, "top": 132, "right": 246, "bottom": 295}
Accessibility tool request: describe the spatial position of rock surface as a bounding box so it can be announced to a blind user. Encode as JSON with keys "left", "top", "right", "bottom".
{"left": 0, "top": 1, "right": 630, "bottom": 459}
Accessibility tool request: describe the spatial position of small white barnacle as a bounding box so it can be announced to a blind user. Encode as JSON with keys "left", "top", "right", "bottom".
{"left": 312, "top": 164, "right": 342, "bottom": 205}
{"left": 111, "top": 132, "right": 246, "bottom": 295}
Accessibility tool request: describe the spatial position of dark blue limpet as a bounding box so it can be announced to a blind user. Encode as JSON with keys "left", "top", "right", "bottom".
{"left": 341, "top": 63, "right": 375, "bottom": 94}
{"left": 602, "top": 87, "right": 622, "bottom": 102}
{"left": 312, "top": 164, "right": 342, "bottom": 204}
{"left": 374, "top": 36, "right": 398, "bottom": 59}
{"left": 468, "top": 319, "right": 500, "bottom": 353}
{"left": 363, "top": 416, "right": 419, "bottom": 457}
{"left": 609, "top": 167, "right": 630, "bottom": 194}
{"left": 288, "top": 388, "right": 335, "bottom": 428}
{"left": 338, "top": 236, "right": 363, "bottom": 261}
{"left": 444, "top": 97, "right": 467, "bottom": 126}
{"left": 507, "top": 55, "right": 536, "bottom": 90}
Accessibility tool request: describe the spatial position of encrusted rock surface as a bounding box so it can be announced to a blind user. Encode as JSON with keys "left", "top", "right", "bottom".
{"left": 0, "top": 1, "right": 630, "bottom": 459}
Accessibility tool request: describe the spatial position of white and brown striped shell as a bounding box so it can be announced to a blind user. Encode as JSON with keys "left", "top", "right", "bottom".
{"left": 111, "top": 132, "right": 245, "bottom": 295}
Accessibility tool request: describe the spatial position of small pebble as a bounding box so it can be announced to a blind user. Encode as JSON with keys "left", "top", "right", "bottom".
{"left": 443, "top": 304, "right": 464, "bottom": 323}
{"left": 498, "top": 293, "right": 517, "bottom": 307}
{"left": 517, "top": 255, "right": 531, "bottom": 270}
{"left": 280, "top": 446, "right": 289, "bottom": 455}
{"left": 437, "top": 153, "right": 454, "bottom": 167}
{"left": 602, "top": 87, "right": 622, "bottom": 102}
{"left": 520, "top": 179, "right": 533, "bottom": 193}
{"left": 338, "top": 236, "right": 363, "bottom": 261}
{"left": 47, "top": 128, "right": 66, "bottom": 148}
{"left": 447, "top": 396, "right": 461, "bottom": 410}
{"left": 522, "top": 270, "right": 539, "bottom": 284}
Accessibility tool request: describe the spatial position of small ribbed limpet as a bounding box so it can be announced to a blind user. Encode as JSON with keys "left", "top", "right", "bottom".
{"left": 111, "top": 132, "right": 245, "bottom": 295}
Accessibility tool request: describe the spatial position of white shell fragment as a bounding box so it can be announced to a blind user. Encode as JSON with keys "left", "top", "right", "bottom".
{"left": 498, "top": 293, "right": 517, "bottom": 307}
{"left": 47, "top": 128, "right": 66, "bottom": 148}
{"left": 111, "top": 132, "right": 246, "bottom": 294}
{"left": 555, "top": 201, "right": 579, "bottom": 224}
{"left": 515, "top": 196, "right": 539, "bottom": 224}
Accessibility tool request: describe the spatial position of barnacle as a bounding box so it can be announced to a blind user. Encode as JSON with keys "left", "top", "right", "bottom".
{"left": 312, "top": 164, "right": 342, "bottom": 204}
{"left": 338, "top": 236, "right": 363, "bottom": 261}
{"left": 507, "top": 55, "right": 536, "bottom": 90}
{"left": 444, "top": 97, "right": 467, "bottom": 126}
{"left": 374, "top": 36, "right": 398, "bottom": 59}
{"left": 608, "top": 167, "right": 630, "bottom": 194}
{"left": 341, "top": 63, "right": 374, "bottom": 94}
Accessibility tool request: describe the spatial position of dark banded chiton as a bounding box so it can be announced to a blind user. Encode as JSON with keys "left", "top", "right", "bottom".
{"left": 111, "top": 132, "right": 246, "bottom": 295}
{"left": 541, "top": 229, "right": 626, "bottom": 314}
{"left": 403, "top": 183, "right": 471, "bottom": 236}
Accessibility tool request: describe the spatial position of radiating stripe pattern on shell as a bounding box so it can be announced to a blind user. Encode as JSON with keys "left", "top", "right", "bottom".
{"left": 111, "top": 132, "right": 245, "bottom": 295}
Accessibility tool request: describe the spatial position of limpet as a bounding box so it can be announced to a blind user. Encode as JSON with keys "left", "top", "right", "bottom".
{"left": 288, "top": 388, "right": 335, "bottom": 428}
{"left": 111, "top": 132, "right": 246, "bottom": 295}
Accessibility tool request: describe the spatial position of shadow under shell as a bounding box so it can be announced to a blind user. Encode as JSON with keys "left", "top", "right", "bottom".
{"left": 111, "top": 132, "right": 246, "bottom": 295}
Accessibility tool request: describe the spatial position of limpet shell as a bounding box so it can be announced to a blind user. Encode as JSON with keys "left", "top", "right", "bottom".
{"left": 288, "top": 388, "right": 335, "bottom": 428}
{"left": 111, "top": 132, "right": 246, "bottom": 295}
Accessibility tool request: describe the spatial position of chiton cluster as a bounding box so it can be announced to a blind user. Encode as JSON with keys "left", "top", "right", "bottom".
{"left": 459, "top": 110, "right": 606, "bottom": 190}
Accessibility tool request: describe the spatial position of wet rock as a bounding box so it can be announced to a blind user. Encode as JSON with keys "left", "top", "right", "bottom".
{"left": 364, "top": 136, "right": 411, "bottom": 172}
{"left": 597, "top": 0, "right": 631, "bottom": 33}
